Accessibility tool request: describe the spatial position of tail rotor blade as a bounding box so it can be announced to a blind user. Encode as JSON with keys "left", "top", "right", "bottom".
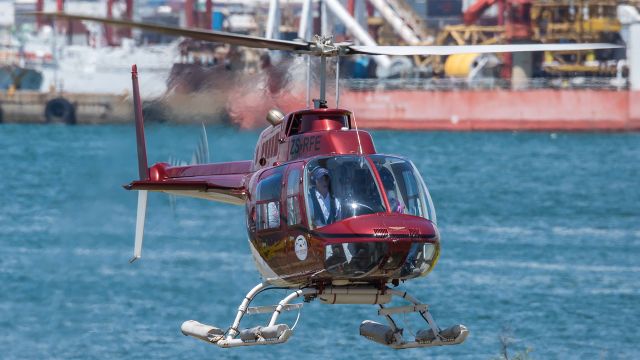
{"left": 168, "top": 125, "right": 210, "bottom": 213}
{"left": 193, "top": 123, "right": 210, "bottom": 165}
{"left": 190, "top": 123, "right": 210, "bottom": 165}
{"left": 130, "top": 190, "right": 148, "bottom": 263}
{"left": 167, "top": 155, "right": 180, "bottom": 214}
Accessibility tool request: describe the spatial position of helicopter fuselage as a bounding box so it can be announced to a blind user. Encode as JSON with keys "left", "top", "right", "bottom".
{"left": 135, "top": 108, "right": 441, "bottom": 289}
{"left": 246, "top": 108, "right": 441, "bottom": 287}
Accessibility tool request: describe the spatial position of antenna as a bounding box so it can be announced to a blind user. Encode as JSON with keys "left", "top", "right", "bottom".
{"left": 319, "top": 55, "right": 326, "bottom": 105}
{"left": 306, "top": 55, "right": 311, "bottom": 109}
{"left": 353, "top": 113, "right": 364, "bottom": 155}
{"left": 335, "top": 57, "right": 340, "bottom": 107}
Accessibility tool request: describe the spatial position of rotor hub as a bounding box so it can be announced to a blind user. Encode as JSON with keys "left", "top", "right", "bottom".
{"left": 307, "top": 35, "right": 351, "bottom": 57}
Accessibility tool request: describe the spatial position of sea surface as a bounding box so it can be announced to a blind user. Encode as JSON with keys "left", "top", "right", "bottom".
{"left": 1, "top": 124, "right": 639, "bottom": 359}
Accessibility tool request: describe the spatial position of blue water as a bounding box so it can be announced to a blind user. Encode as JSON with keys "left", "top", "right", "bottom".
{"left": 1, "top": 125, "right": 639, "bottom": 359}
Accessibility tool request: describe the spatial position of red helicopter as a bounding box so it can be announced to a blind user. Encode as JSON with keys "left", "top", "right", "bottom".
{"left": 37, "top": 11, "right": 620, "bottom": 350}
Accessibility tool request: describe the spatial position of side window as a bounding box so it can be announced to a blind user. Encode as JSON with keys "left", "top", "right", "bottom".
{"left": 287, "top": 115, "right": 302, "bottom": 136}
{"left": 401, "top": 169, "right": 422, "bottom": 216}
{"left": 256, "top": 171, "right": 283, "bottom": 231}
{"left": 286, "top": 169, "right": 301, "bottom": 226}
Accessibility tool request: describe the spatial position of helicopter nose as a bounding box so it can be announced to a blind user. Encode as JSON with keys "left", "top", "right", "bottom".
{"left": 320, "top": 212, "right": 439, "bottom": 243}
{"left": 317, "top": 213, "right": 440, "bottom": 280}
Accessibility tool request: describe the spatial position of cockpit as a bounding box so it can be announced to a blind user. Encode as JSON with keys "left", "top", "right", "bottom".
{"left": 250, "top": 154, "right": 439, "bottom": 283}
{"left": 303, "top": 154, "right": 439, "bottom": 280}
{"left": 305, "top": 156, "right": 384, "bottom": 228}
{"left": 304, "top": 155, "right": 436, "bottom": 229}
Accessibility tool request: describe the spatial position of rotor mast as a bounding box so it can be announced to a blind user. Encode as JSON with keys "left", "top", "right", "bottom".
{"left": 310, "top": 35, "right": 343, "bottom": 109}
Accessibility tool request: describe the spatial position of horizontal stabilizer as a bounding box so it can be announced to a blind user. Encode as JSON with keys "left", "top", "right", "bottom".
{"left": 125, "top": 179, "right": 247, "bottom": 205}
{"left": 124, "top": 162, "right": 252, "bottom": 205}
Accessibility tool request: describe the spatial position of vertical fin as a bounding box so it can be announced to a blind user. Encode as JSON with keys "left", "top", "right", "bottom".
{"left": 130, "top": 64, "right": 148, "bottom": 263}
{"left": 132, "top": 64, "right": 149, "bottom": 180}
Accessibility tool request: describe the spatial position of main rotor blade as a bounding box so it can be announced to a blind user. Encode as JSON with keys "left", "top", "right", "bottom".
{"left": 348, "top": 43, "right": 623, "bottom": 56}
{"left": 32, "top": 12, "right": 311, "bottom": 52}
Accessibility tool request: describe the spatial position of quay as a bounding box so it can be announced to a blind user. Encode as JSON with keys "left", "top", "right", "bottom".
{"left": 0, "top": 90, "right": 131, "bottom": 125}
{"left": 3, "top": 89, "right": 640, "bottom": 132}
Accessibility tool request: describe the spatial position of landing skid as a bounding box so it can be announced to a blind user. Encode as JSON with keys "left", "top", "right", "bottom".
{"left": 361, "top": 289, "right": 469, "bottom": 349}
{"left": 181, "top": 283, "right": 313, "bottom": 348}
{"left": 180, "top": 282, "right": 468, "bottom": 349}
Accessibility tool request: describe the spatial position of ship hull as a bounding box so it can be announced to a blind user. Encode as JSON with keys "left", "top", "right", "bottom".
{"left": 228, "top": 88, "right": 640, "bottom": 131}
{"left": 341, "top": 89, "right": 640, "bottom": 132}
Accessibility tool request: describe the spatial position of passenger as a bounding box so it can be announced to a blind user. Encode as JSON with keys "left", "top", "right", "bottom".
{"left": 379, "top": 167, "right": 404, "bottom": 213}
{"left": 325, "top": 244, "right": 347, "bottom": 270}
{"left": 309, "top": 167, "right": 341, "bottom": 227}
{"left": 266, "top": 201, "right": 280, "bottom": 228}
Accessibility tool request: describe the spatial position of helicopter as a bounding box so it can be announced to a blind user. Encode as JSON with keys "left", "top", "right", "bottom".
{"left": 36, "top": 11, "right": 620, "bottom": 350}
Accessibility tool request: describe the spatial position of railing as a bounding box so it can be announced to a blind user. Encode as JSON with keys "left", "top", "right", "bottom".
{"left": 344, "top": 77, "right": 629, "bottom": 91}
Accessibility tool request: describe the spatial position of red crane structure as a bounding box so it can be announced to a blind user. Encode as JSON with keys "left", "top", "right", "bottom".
{"left": 463, "top": 0, "right": 533, "bottom": 78}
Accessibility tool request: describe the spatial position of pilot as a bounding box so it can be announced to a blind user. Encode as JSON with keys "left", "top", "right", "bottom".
{"left": 379, "top": 168, "right": 404, "bottom": 214}
{"left": 310, "top": 167, "right": 341, "bottom": 227}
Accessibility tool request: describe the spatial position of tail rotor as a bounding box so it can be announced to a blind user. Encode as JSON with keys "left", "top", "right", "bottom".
{"left": 130, "top": 64, "right": 149, "bottom": 263}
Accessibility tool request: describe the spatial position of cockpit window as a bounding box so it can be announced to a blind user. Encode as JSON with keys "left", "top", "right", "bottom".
{"left": 370, "top": 155, "right": 437, "bottom": 222}
{"left": 288, "top": 114, "right": 350, "bottom": 136}
{"left": 305, "top": 156, "right": 385, "bottom": 229}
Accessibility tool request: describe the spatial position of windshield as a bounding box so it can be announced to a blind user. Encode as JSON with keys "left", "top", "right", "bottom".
{"left": 370, "top": 155, "right": 437, "bottom": 222}
{"left": 305, "top": 156, "right": 385, "bottom": 229}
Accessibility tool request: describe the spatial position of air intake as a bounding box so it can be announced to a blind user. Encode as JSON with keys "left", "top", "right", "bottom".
{"left": 373, "top": 228, "right": 389, "bottom": 238}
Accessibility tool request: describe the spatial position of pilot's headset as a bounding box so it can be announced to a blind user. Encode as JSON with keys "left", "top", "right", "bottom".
{"left": 309, "top": 166, "right": 321, "bottom": 182}
{"left": 311, "top": 167, "right": 332, "bottom": 192}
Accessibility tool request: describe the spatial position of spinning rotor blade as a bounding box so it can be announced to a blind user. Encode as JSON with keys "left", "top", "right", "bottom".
{"left": 348, "top": 43, "right": 623, "bottom": 56}
{"left": 28, "top": 12, "right": 623, "bottom": 58}
{"left": 32, "top": 12, "right": 311, "bottom": 52}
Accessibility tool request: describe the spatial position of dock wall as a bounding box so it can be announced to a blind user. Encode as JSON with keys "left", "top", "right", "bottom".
{"left": 2, "top": 89, "right": 640, "bottom": 131}
{"left": 0, "top": 91, "right": 131, "bottom": 124}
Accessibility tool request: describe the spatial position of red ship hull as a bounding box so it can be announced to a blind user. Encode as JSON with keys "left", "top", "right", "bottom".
{"left": 345, "top": 89, "right": 640, "bottom": 131}
{"left": 229, "top": 89, "right": 640, "bottom": 131}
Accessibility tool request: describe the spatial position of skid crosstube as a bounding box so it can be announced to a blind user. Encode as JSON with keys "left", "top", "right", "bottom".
{"left": 180, "top": 283, "right": 468, "bottom": 349}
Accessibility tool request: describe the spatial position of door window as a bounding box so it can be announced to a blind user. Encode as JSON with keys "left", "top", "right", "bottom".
{"left": 256, "top": 169, "right": 283, "bottom": 231}
{"left": 286, "top": 168, "right": 301, "bottom": 226}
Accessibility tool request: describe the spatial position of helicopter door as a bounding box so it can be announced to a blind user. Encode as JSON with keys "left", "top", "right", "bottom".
{"left": 252, "top": 166, "right": 285, "bottom": 271}
{"left": 281, "top": 162, "right": 323, "bottom": 276}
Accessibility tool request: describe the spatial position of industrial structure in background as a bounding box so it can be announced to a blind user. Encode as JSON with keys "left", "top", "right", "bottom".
{"left": 0, "top": 0, "right": 640, "bottom": 130}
